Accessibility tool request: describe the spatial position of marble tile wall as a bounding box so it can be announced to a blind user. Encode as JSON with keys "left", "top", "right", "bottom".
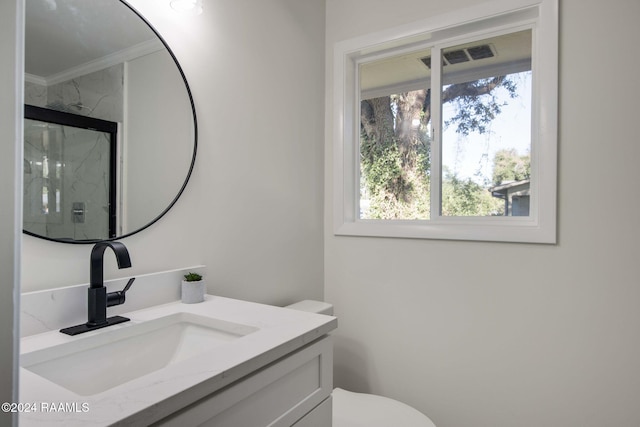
{"left": 47, "top": 64, "right": 123, "bottom": 122}
{"left": 23, "top": 65, "right": 123, "bottom": 240}
{"left": 24, "top": 81, "right": 47, "bottom": 107}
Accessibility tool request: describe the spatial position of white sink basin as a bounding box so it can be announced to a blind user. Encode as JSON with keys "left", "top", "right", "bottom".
{"left": 21, "top": 312, "right": 258, "bottom": 396}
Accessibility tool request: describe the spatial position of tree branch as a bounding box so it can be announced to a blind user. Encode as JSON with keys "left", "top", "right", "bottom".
{"left": 442, "top": 76, "right": 506, "bottom": 103}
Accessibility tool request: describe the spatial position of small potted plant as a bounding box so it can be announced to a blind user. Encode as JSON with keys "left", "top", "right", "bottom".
{"left": 181, "top": 272, "right": 205, "bottom": 304}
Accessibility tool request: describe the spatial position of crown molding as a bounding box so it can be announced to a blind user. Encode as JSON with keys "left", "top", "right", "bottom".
{"left": 28, "top": 39, "right": 164, "bottom": 87}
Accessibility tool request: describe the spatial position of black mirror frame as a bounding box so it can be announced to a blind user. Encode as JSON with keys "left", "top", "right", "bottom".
{"left": 23, "top": 0, "right": 198, "bottom": 244}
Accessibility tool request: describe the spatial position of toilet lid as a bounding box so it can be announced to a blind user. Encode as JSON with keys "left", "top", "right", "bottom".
{"left": 332, "top": 387, "right": 437, "bottom": 427}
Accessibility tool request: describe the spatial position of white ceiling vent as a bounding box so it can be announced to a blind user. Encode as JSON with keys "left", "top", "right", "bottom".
{"left": 420, "top": 44, "right": 495, "bottom": 69}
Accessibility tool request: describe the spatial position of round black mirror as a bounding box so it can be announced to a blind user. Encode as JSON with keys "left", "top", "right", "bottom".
{"left": 23, "top": 0, "right": 197, "bottom": 243}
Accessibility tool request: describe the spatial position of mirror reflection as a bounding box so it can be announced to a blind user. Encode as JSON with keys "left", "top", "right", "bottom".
{"left": 24, "top": 0, "right": 196, "bottom": 242}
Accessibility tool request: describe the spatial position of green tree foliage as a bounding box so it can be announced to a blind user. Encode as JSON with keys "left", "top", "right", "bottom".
{"left": 492, "top": 148, "right": 530, "bottom": 185}
{"left": 361, "top": 131, "right": 431, "bottom": 219}
{"left": 441, "top": 170, "right": 503, "bottom": 216}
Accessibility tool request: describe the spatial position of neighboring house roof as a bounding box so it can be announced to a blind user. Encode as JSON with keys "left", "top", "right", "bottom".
{"left": 489, "top": 179, "right": 530, "bottom": 198}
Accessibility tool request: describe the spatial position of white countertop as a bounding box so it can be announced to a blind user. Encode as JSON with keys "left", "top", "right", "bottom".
{"left": 19, "top": 296, "right": 337, "bottom": 426}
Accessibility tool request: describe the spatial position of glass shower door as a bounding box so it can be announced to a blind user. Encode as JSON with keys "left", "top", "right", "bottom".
{"left": 24, "top": 107, "right": 117, "bottom": 241}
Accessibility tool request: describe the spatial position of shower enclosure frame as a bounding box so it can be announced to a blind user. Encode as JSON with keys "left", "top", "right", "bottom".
{"left": 23, "top": 104, "right": 118, "bottom": 240}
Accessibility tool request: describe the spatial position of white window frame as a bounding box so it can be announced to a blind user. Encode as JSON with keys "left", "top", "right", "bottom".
{"left": 332, "top": 0, "right": 558, "bottom": 243}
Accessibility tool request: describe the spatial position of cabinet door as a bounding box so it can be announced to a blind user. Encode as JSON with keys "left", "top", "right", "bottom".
{"left": 155, "top": 336, "right": 333, "bottom": 427}
{"left": 292, "top": 396, "right": 332, "bottom": 427}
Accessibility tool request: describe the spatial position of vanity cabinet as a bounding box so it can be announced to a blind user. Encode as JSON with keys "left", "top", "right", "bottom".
{"left": 154, "top": 336, "right": 333, "bottom": 427}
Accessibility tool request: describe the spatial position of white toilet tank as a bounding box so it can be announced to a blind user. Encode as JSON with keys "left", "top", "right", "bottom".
{"left": 285, "top": 300, "right": 334, "bottom": 315}
{"left": 285, "top": 300, "right": 437, "bottom": 427}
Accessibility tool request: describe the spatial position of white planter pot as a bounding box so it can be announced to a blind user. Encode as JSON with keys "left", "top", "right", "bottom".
{"left": 181, "top": 280, "right": 205, "bottom": 304}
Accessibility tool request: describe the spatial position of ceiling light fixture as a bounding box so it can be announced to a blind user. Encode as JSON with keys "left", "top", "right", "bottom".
{"left": 169, "top": 0, "right": 203, "bottom": 15}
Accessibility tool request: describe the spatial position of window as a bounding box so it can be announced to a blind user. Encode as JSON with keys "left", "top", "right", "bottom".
{"left": 333, "top": 0, "right": 558, "bottom": 243}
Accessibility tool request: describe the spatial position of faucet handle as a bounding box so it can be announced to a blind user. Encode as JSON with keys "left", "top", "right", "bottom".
{"left": 107, "top": 278, "right": 136, "bottom": 307}
{"left": 122, "top": 277, "right": 135, "bottom": 293}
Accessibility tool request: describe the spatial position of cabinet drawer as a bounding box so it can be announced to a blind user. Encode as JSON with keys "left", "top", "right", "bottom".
{"left": 155, "top": 336, "right": 333, "bottom": 427}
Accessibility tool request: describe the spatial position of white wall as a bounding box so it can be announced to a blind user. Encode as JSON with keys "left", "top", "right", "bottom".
{"left": 21, "top": 0, "right": 326, "bottom": 307}
{"left": 325, "top": 1, "right": 640, "bottom": 426}
{"left": 0, "top": 0, "right": 21, "bottom": 424}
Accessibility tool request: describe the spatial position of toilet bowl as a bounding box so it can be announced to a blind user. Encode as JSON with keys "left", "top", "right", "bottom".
{"left": 286, "top": 300, "right": 436, "bottom": 427}
{"left": 333, "top": 387, "right": 436, "bottom": 427}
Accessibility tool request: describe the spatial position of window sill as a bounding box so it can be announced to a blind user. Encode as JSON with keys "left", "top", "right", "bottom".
{"left": 334, "top": 216, "right": 556, "bottom": 244}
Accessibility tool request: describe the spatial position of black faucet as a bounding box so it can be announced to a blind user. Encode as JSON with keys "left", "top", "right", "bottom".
{"left": 60, "top": 241, "right": 135, "bottom": 336}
